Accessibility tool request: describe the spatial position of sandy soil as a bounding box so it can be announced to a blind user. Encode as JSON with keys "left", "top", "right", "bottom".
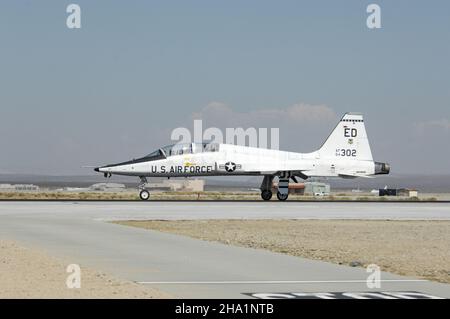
{"left": 0, "top": 191, "right": 446, "bottom": 201}
{"left": 115, "top": 220, "right": 450, "bottom": 284}
{"left": 0, "top": 240, "right": 171, "bottom": 298}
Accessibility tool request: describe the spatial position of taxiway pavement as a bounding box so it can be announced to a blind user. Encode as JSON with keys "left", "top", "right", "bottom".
{"left": 0, "top": 201, "right": 449, "bottom": 298}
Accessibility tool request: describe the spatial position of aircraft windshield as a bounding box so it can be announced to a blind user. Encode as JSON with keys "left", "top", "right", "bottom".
{"left": 144, "top": 143, "right": 219, "bottom": 158}
{"left": 143, "top": 149, "right": 164, "bottom": 160}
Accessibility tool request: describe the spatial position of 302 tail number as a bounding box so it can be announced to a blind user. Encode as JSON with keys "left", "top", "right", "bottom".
{"left": 336, "top": 149, "right": 357, "bottom": 157}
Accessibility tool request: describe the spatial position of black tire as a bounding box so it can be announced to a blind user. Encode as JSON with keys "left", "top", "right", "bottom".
{"left": 277, "top": 191, "right": 288, "bottom": 201}
{"left": 261, "top": 190, "right": 272, "bottom": 201}
{"left": 139, "top": 190, "right": 150, "bottom": 201}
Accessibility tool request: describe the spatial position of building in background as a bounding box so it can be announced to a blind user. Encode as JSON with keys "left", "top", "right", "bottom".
{"left": 272, "top": 181, "right": 330, "bottom": 196}
{"left": 146, "top": 179, "right": 205, "bottom": 192}
{"left": 0, "top": 184, "right": 15, "bottom": 192}
{"left": 0, "top": 184, "right": 40, "bottom": 192}
{"left": 304, "top": 182, "right": 330, "bottom": 196}
{"left": 89, "top": 183, "right": 126, "bottom": 192}
{"left": 379, "top": 188, "right": 419, "bottom": 197}
{"left": 397, "top": 189, "right": 419, "bottom": 197}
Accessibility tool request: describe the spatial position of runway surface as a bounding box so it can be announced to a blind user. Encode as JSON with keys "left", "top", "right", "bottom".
{"left": 1, "top": 201, "right": 450, "bottom": 298}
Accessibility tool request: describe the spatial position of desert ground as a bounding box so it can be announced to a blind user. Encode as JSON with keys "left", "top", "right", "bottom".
{"left": 0, "top": 240, "right": 170, "bottom": 298}
{"left": 115, "top": 219, "right": 450, "bottom": 284}
{"left": 0, "top": 191, "right": 447, "bottom": 201}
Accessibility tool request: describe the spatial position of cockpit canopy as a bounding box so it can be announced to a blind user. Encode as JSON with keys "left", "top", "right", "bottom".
{"left": 144, "top": 142, "right": 220, "bottom": 159}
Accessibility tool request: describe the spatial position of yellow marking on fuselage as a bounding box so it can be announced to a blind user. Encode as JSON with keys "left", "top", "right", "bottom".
{"left": 184, "top": 162, "right": 196, "bottom": 167}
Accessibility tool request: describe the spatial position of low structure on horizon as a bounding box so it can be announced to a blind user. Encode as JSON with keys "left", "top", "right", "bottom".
{"left": 145, "top": 179, "right": 205, "bottom": 192}
{"left": 272, "top": 181, "right": 330, "bottom": 196}
{"left": 89, "top": 183, "right": 127, "bottom": 192}
{"left": 0, "top": 184, "right": 40, "bottom": 192}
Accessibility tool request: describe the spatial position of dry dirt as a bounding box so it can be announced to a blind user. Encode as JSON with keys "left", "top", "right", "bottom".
{"left": 0, "top": 240, "right": 171, "bottom": 298}
{"left": 0, "top": 191, "right": 444, "bottom": 201}
{"left": 115, "top": 219, "right": 450, "bottom": 284}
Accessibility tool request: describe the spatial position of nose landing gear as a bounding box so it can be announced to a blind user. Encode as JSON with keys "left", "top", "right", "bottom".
{"left": 139, "top": 189, "right": 150, "bottom": 200}
{"left": 138, "top": 176, "right": 149, "bottom": 201}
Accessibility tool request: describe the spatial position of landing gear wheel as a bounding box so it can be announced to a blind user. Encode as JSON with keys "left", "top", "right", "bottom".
{"left": 261, "top": 190, "right": 272, "bottom": 201}
{"left": 139, "top": 190, "right": 150, "bottom": 201}
{"left": 277, "top": 192, "right": 288, "bottom": 201}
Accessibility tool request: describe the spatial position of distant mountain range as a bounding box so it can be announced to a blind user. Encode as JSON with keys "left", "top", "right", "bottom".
{"left": 0, "top": 173, "right": 449, "bottom": 193}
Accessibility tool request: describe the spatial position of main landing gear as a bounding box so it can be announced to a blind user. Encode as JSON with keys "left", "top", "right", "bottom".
{"left": 276, "top": 174, "right": 290, "bottom": 201}
{"left": 260, "top": 175, "right": 275, "bottom": 201}
{"left": 261, "top": 190, "right": 273, "bottom": 201}
{"left": 276, "top": 191, "right": 288, "bottom": 201}
{"left": 138, "top": 176, "right": 150, "bottom": 201}
{"left": 260, "top": 173, "right": 295, "bottom": 201}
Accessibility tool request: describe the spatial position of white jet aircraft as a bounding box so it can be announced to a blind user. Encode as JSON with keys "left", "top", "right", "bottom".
{"left": 94, "top": 113, "right": 390, "bottom": 201}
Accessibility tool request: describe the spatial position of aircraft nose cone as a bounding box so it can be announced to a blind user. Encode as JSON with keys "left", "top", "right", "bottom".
{"left": 94, "top": 167, "right": 100, "bottom": 172}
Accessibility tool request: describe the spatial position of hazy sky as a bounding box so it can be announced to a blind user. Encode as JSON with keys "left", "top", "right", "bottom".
{"left": 0, "top": 1, "right": 449, "bottom": 175}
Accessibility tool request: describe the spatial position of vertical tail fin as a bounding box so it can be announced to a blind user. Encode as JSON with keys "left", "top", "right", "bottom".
{"left": 318, "top": 113, "right": 373, "bottom": 161}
